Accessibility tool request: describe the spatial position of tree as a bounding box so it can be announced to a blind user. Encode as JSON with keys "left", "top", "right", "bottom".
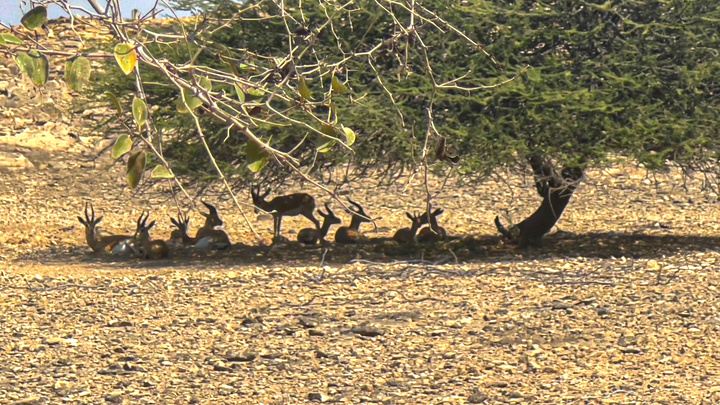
{"left": 1, "top": 0, "right": 497, "bottom": 231}
{"left": 3, "top": 0, "right": 720, "bottom": 246}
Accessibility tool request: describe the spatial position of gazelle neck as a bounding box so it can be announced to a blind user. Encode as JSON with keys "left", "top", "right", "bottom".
{"left": 253, "top": 197, "right": 273, "bottom": 213}
{"left": 349, "top": 216, "right": 363, "bottom": 230}
{"left": 180, "top": 228, "right": 195, "bottom": 245}
{"left": 319, "top": 219, "right": 333, "bottom": 238}
{"left": 86, "top": 227, "right": 101, "bottom": 249}
{"left": 429, "top": 216, "right": 441, "bottom": 231}
{"left": 410, "top": 220, "right": 421, "bottom": 235}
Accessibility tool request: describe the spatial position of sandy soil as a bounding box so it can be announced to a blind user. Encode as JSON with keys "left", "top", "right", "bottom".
{"left": 3, "top": 21, "right": 720, "bottom": 404}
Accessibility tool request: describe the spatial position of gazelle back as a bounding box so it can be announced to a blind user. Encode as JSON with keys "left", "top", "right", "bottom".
{"left": 251, "top": 185, "right": 320, "bottom": 242}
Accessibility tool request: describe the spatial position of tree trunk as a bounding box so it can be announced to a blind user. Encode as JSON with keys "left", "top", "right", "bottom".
{"left": 495, "top": 155, "right": 584, "bottom": 247}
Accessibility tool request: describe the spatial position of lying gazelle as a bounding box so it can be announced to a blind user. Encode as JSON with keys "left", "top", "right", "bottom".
{"left": 169, "top": 202, "right": 231, "bottom": 250}
{"left": 77, "top": 201, "right": 136, "bottom": 255}
{"left": 417, "top": 208, "right": 447, "bottom": 243}
{"left": 392, "top": 212, "right": 425, "bottom": 245}
{"left": 250, "top": 185, "right": 320, "bottom": 242}
{"left": 135, "top": 212, "right": 169, "bottom": 259}
{"left": 297, "top": 202, "right": 342, "bottom": 245}
{"left": 169, "top": 214, "right": 193, "bottom": 247}
{"left": 334, "top": 198, "right": 373, "bottom": 244}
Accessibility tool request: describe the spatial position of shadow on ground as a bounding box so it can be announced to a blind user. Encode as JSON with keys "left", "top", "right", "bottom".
{"left": 14, "top": 232, "right": 720, "bottom": 270}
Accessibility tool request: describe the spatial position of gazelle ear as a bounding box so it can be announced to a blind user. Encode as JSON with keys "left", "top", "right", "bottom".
{"left": 324, "top": 202, "right": 335, "bottom": 216}
{"left": 202, "top": 201, "right": 218, "bottom": 216}
{"left": 78, "top": 216, "right": 87, "bottom": 226}
{"left": 95, "top": 215, "right": 104, "bottom": 224}
{"left": 406, "top": 212, "right": 414, "bottom": 221}
{"left": 147, "top": 220, "right": 156, "bottom": 230}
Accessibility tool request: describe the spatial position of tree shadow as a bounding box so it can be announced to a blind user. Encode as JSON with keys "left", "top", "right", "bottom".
{"left": 12, "top": 231, "right": 720, "bottom": 270}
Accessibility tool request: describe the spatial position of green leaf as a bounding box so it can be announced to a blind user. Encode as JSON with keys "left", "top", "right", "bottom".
{"left": 0, "top": 34, "right": 23, "bottom": 46}
{"left": 298, "top": 77, "right": 312, "bottom": 101}
{"left": 317, "top": 123, "right": 337, "bottom": 153}
{"left": 245, "top": 88, "right": 264, "bottom": 100}
{"left": 198, "top": 76, "right": 212, "bottom": 91}
{"left": 246, "top": 140, "right": 269, "bottom": 173}
{"left": 132, "top": 96, "right": 148, "bottom": 127}
{"left": 21, "top": 6, "right": 47, "bottom": 31}
{"left": 233, "top": 84, "right": 245, "bottom": 103}
{"left": 527, "top": 67, "right": 541, "bottom": 83}
{"left": 111, "top": 135, "right": 132, "bottom": 159}
{"left": 114, "top": 43, "right": 137, "bottom": 75}
{"left": 177, "top": 88, "right": 203, "bottom": 113}
{"left": 104, "top": 91, "right": 123, "bottom": 115}
{"left": 126, "top": 151, "right": 146, "bottom": 189}
{"left": 331, "top": 75, "right": 348, "bottom": 94}
{"left": 15, "top": 50, "right": 49, "bottom": 86}
{"left": 65, "top": 56, "right": 91, "bottom": 92}
{"left": 341, "top": 125, "right": 356, "bottom": 147}
{"left": 150, "top": 165, "right": 174, "bottom": 179}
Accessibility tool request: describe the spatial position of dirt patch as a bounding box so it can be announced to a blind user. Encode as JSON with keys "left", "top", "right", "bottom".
{"left": 3, "top": 29, "right": 720, "bottom": 404}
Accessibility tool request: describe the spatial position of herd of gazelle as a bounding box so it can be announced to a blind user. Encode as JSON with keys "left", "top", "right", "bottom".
{"left": 78, "top": 187, "right": 447, "bottom": 258}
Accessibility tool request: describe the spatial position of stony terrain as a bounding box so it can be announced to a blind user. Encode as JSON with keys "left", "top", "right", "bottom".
{"left": 3, "top": 19, "right": 720, "bottom": 405}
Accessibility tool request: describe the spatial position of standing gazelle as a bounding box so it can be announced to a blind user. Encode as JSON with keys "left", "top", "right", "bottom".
{"left": 297, "top": 202, "right": 342, "bottom": 245}
{"left": 250, "top": 185, "right": 320, "bottom": 242}
{"left": 135, "top": 212, "right": 170, "bottom": 259}
{"left": 334, "top": 199, "right": 372, "bottom": 244}
{"left": 77, "top": 201, "right": 136, "bottom": 255}
{"left": 417, "top": 208, "right": 447, "bottom": 243}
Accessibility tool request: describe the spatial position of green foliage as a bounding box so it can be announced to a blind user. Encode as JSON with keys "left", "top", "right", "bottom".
{"left": 112, "top": 135, "right": 133, "bottom": 159}
{"left": 65, "top": 56, "right": 91, "bottom": 92}
{"left": 132, "top": 96, "right": 148, "bottom": 128}
{"left": 21, "top": 6, "right": 47, "bottom": 31}
{"left": 89, "top": 0, "right": 720, "bottom": 186}
{"left": 126, "top": 150, "right": 147, "bottom": 188}
{"left": 15, "top": 50, "right": 49, "bottom": 86}
{"left": 113, "top": 43, "right": 137, "bottom": 75}
{"left": 150, "top": 165, "right": 174, "bottom": 179}
{"left": 0, "top": 33, "right": 23, "bottom": 46}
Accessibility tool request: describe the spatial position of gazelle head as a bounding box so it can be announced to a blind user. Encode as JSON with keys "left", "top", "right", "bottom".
{"left": 170, "top": 212, "right": 192, "bottom": 244}
{"left": 250, "top": 185, "right": 271, "bottom": 214}
{"left": 421, "top": 208, "right": 444, "bottom": 225}
{"left": 200, "top": 201, "right": 224, "bottom": 229}
{"left": 319, "top": 202, "right": 342, "bottom": 228}
{"left": 134, "top": 211, "right": 154, "bottom": 240}
{"left": 347, "top": 198, "right": 371, "bottom": 228}
{"left": 77, "top": 201, "right": 103, "bottom": 229}
{"left": 392, "top": 211, "right": 424, "bottom": 244}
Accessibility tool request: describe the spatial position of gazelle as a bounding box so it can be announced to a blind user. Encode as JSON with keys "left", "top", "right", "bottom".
{"left": 169, "top": 214, "right": 194, "bottom": 247}
{"left": 197, "top": 201, "right": 225, "bottom": 237}
{"left": 417, "top": 208, "right": 447, "bottom": 243}
{"left": 170, "top": 202, "right": 231, "bottom": 250}
{"left": 77, "top": 201, "right": 136, "bottom": 255}
{"left": 250, "top": 185, "right": 320, "bottom": 242}
{"left": 297, "top": 202, "right": 342, "bottom": 245}
{"left": 334, "top": 198, "right": 372, "bottom": 244}
{"left": 392, "top": 212, "right": 425, "bottom": 245}
{"left": 135, "top": 212, "right": 170, "bottom": 259}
